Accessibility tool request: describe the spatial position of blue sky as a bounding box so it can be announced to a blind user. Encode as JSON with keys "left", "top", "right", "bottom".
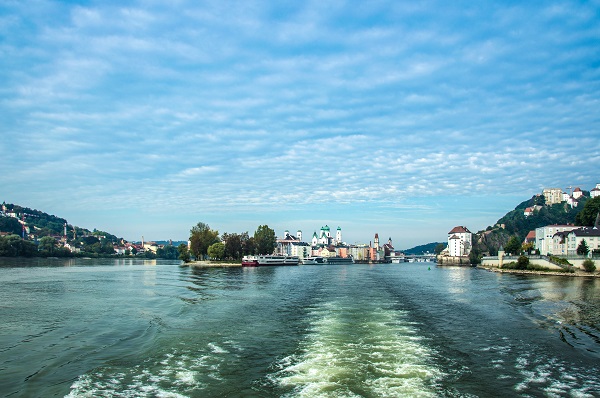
{"left": 1, "top": 0, "right": 599, "bottom": 249}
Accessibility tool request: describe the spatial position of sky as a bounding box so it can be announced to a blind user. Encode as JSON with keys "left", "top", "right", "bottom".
{"left": 1, "top": 0, "right": 599, "bottom": 249}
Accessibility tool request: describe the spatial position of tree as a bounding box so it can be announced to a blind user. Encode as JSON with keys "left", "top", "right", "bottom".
{"left": 243, "top": 236, "right": 256, "bottom": 256}
{"left": 521, "top": 241, "right": 534, "bottom": 254}
{"left": 38, "top": 236, "right": 57, "bottom": 255}
{"left": 516, "top": 255, "right": 529, "bottom": 270}
{"left": 504, "top": 236, "right": 521, "bottom": 255}
{"left": 0, "top": 234, "right": 37, "bottom": 257}
{"left": 222, "top": 232, "right": 245, "bottom": 260}
{"left": 156, "top": 245, "right": 178, "bottom": 259}
{"left": 189, "top": 222, "right": 219, "bottom": 260}
{"left": 577, "top": 239, "right": 590, "bottom": 256}
{"left": 254, "top": 225, "right": 276, "bottom": 255}
{"left": 207, "top": 242, "right": 225, "bottom": 260}
{"left": 178, "top": 243, "right": 191, "bottom": 263}
{"left": 575, "top": 197, "right": 600, "bottom": 226}
{"left": 434, "top": 243, "right": 446, "bottom": 255}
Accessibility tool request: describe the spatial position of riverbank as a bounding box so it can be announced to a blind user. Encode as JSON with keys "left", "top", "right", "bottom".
{"left": 187, "top": 260, "right": 242, "bottom": 268}
{"left": 478, "top": 265, "right": 600, "bottom": 278}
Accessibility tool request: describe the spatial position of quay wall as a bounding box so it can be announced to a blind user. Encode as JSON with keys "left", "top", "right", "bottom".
{"left": 436, "top": 255, "right": 472, "bottom": 266}
{"left": 481, "top": 255, "right": 593, "bottom": 271}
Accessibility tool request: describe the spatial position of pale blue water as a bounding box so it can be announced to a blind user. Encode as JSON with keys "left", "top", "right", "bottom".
{"left": 0, "top": 258, "right": 599, "bottom": 397}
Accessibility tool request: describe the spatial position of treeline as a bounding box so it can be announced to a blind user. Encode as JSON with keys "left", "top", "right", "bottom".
{"left": 179, "top": 222, "right": 277, "bottom": 262}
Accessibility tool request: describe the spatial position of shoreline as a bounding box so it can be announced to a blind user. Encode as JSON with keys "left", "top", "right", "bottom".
{"left": 187, "top": 260, "right": 242, "bottom": 268}
{"left": 478, "top": 265, "right": 599, "bottom": 278}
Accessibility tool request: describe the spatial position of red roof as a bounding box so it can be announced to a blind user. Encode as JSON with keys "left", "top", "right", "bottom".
{"left": 448, "top": 226, "right": 471, "bottom": 234}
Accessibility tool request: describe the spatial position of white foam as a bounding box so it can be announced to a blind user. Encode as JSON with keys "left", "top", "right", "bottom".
{"left": 274, "top": 301, "right": 442, "bottom": 397}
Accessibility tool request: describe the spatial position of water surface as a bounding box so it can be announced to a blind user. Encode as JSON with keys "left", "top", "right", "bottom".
{"left": 0, "top": 258, "right": 598, "bottom": 397}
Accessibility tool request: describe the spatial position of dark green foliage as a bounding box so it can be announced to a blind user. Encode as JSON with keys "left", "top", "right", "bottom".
{"left": 222, "top": 232, "right": 248, "bottom": 260}
{"left": 577, "top": 240, "right": 590, "bottom": 255}
{"left": 156, "top": 244, "right": 179, "bottom": 259}
{"left": 504, "top": 236, "right": 522, "bottom": 255}
{"left": 404, "top": 242, "right": 445, "bottom": 255}
{"left": 549, "top": 256, "right": 572, "bottom": 266}
{"left": 189, "top": 222, "right": 220, "bottom": 260}
{"left": 0, "top": 235, "right": 38, "bottom": 257}
{"left": 254, "top": 225, "right": 276, "bottom": 255}
{"left": 0, "top": 217, "right": 23, "bottom": 235}
{"left": 178, "top": 244, "right": 191, "bottom": 262}
{"left": 575, "top": 197, "right": 600, "bottom": 226}
{"left": 582, "top": 259, "right": 596, "bottom": 272}
{"left": 516, "top": 255, "right": 529, "bottom": 270}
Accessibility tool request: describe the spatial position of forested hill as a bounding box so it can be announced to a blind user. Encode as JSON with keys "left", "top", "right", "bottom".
{"left": 404, "top": 242, "right": 445, "bottom": 255}
{"left": 0, "top": 202, "right": 119, "bottom": 241}
{"left": 472, "top": 195, "right": 600, "bottom": 258}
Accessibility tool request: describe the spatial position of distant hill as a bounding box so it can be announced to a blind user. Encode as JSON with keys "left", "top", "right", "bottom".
{"left": 404, "top": 242, "right": 445, "bottom": 255}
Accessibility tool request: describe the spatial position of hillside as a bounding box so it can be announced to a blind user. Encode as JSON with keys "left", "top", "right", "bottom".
{"left": 404, "top": 242, "right": 445, "bottom": 255}
{"left": 471, "top": 194, "right": 600, "bottom": 259}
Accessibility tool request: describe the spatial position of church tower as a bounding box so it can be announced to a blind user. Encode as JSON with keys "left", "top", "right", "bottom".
{"left": 374, "top": 233, "right": 380, "bottom": 250}
{"left": 336, "top": 226, "right": 342, "bottom": 244}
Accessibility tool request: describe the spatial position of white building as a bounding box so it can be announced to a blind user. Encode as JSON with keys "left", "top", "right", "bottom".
{"left": 447, "top": 226, "right": 472, "bottom": 256}
{"left": 591, "top": 184, "right": 600, "bottom": 198}
{"left": 566, "top": 227, "right": 600, "bottom": 256}
{"left": 535, "top": 224, "right": 578, "bottom": 255}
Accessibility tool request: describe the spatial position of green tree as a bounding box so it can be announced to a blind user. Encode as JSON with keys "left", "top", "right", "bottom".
{"left": 38, "top": 236, "right": 57, "bottom": 255}
{"left": 222, "top": 232, "right": 248, "bottom": 260}
{"left": 434, "top": 243, "right": 446, "bottom": 255}
{"left": 522, "top": 241, "right": 534, "bottom": 254}
{"left": 577, "top": 239, "right": 590, "bottom": 256}
{"left": 178, "top": 243, "right": 191, "bottom": 263}
{"left": 516, "top": 255, "right": 529, "bottom": 270}
{"left": 0, "top": 234, "right": 38, "bottom": 257}
{"left": 243, "top": 236, "right": 256, "bottom": 256}
{"left": 156, "top": 244, "right": 178, "bottom": 259}
{"left": 0, "top": 217, "right": 23, "bottom": 235}
{"left": 504, "top": 236, "right": 522, "bottom": 255}
{"left": 254, "top": 225, "right": 276, "bottom": 255}
{"left": 575, "top": 197, "right": 600, "bottom": 226}
{"left": 207, "top": 242, "right": 225, "bottom": 260}
{"left": 189, "top": 222, "right": 219, "bottom": 260}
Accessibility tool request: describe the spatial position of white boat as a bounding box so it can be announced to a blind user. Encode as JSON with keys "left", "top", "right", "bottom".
{"left": 242, "top": 255, "right": 299, "bottom": 267}
{"left": 301, "top": 256, "right": 325, "bottom": 265}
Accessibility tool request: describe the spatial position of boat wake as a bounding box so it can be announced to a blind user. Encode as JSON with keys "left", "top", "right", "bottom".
{"left": 272, "top": 300, "right": 443, "bottom": 397}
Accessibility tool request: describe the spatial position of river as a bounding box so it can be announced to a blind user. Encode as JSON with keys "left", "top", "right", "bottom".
{"left": 0, "top": 258, "right": 599, "bottom": 397}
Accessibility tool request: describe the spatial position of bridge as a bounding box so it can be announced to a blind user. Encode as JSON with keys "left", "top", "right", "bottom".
{"left": 403, "top": 254, "right": 437, "bottom": 262}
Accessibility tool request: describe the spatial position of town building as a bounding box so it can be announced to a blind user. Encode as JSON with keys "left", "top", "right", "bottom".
{"left": 566, "top": 227, "right": 600, "bottom": 256}
{"left": 591, "top": 184, "right": 600, "bottom": 198}
{"left": 543, "top": 188, "right": 564, "bottom": 205}
{"left": 535, "top": 224, "right": 578, "bottom": 255}
{"left": 447, "top": 226, "right": 472, "bottom": 256}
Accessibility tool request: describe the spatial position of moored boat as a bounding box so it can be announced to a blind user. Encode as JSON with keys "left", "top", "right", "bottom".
{"left": 301, "top": 256, "right": 325, "bottom": 265}
{"left": 324, "top": 256, "right": 354, "bottom": 264}
{"left": 242, "top": 255, "right": 299, "bottom": 267}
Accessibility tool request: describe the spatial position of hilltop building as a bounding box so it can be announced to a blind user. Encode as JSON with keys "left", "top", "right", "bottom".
{"left": 543, "top": 188, "right": 564, "bottom": 205}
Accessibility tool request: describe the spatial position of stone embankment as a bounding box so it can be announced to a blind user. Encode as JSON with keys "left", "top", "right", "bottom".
{"left": 478, "top": 265, "right": 599, "bottom": 278}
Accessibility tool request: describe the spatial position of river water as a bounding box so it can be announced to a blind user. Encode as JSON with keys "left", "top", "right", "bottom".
{"left": 0, "top": 258, "right": 599, "bottom": 397}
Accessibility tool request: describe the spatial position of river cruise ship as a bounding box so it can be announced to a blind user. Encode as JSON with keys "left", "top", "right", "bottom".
{"left": 242, "top": 255, "right": 300, "bottom": 267}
